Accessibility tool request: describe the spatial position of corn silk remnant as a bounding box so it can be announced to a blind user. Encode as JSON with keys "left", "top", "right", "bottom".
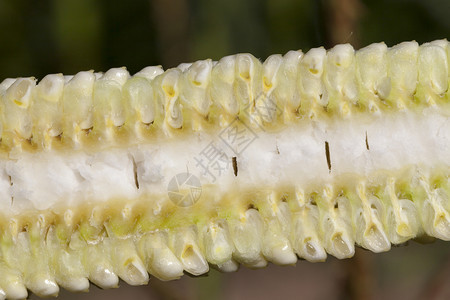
{"left": 0, "top": 40, "right": 449, "bottom": 299}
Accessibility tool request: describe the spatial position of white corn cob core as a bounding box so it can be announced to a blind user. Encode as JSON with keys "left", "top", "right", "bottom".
{"left": 0, "top": 40, "right": 449, "bottom": 299}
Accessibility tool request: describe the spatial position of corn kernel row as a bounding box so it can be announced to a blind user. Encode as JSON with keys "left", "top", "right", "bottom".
{"left": 0, "top": 40, "right": 448, "bottom": 152}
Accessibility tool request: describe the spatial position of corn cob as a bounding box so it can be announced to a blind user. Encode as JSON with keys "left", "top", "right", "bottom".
{"left": 0, "top": 39, "right": 449, "bottom": 299}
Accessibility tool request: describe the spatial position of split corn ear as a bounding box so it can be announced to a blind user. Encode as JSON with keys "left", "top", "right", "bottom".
{"left": 0, "top": 39, "right": 449, "bottom": 299}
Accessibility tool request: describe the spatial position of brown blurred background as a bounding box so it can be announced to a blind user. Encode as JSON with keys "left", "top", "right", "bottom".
{"left": 1, "top": 0, "right": 448, "bottom": 299}
{"left": 0, "top": 0, "right": 449, "bottom": 80}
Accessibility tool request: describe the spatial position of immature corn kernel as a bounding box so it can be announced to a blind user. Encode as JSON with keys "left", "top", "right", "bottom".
{"left": 0, "top": 40, "right": 449, "bottom": 299}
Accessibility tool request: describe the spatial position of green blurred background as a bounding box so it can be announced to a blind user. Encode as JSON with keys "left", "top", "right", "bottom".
{"left": 0, "top": 0, "right": 448, "bottom": 80}
{"left": 1, "top": 0, "right": 448, "bottom": 299}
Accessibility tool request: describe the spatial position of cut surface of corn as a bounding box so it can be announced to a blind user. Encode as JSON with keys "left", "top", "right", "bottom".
{"left": 0, "top": 40, "right": 449, "bottom": 298}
